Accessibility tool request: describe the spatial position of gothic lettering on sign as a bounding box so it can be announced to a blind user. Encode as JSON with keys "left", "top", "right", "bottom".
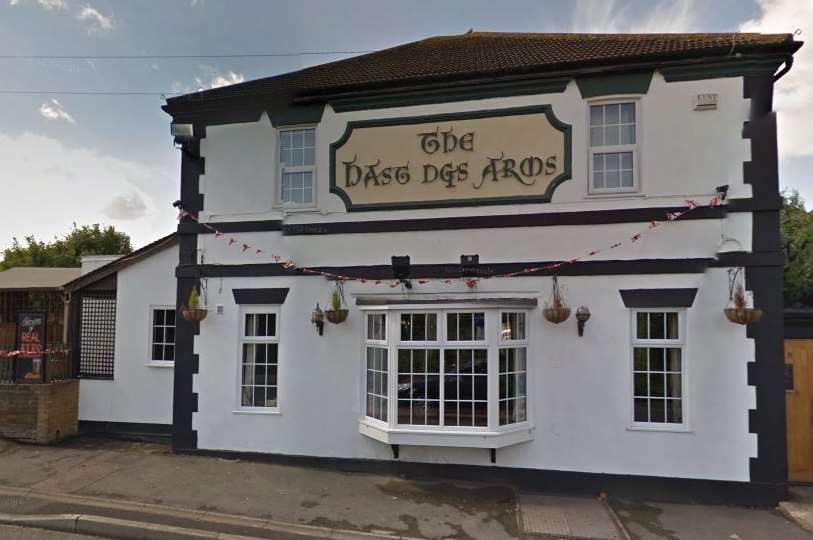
{"left": 330, "top": 105, "right": 573, "bottom": 210}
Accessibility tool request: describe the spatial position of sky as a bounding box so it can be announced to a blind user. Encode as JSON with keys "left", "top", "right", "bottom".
{"left": 0, "top": 0, "right": 810, "bottom": 251}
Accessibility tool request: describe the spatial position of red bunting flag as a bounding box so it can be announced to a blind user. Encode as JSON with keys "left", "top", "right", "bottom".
{"left": 214, "top": 231, "right": 223, "bottom": 238}
{"left": 241, "top": 244, "right": 250, "bottom": 252}
{"left": 685, "top": 199, "right": 698, "bottom": 209}
{"left": 256, "top": 249, "right": 263, "bottom": 254}
{"left": 631, "top": 233, "right": 642, "bottom": 242}
{"left": 648, "top": 221, "right": 661, "bottom": 229}
{"left": 228, "top": 238, "right": 236, "bottom": 246}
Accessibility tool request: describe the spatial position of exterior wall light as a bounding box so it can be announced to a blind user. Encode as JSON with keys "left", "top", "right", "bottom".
{"left": 311, "top": 303, "right": 325, "bottom": 336}
{"left": 575, "top": 306, "right": 591, "bottom": 337}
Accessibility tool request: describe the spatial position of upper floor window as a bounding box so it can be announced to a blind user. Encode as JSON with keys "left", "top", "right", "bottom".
{"left": 278, "top": 127, "right": 315, "bottom": 207}
{"left": 589, "top": 101, "right": 637, "bottom": 194}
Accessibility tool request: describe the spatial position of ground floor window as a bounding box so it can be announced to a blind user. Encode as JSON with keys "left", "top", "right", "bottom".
{"left": 362, "top": 309, "right": 529, "bottom": 432}
{"left": 632, "top": 310, "right": 684, "bottom": 426}
{"left": 150, "top": 307, "right": 176, "bottom": 362}
{"left": 239, "top": 309, "right": 279, "bottom": 409}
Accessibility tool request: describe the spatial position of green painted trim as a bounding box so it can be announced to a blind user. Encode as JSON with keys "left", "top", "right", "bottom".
{"left": 269, "top": 103, "right": 325, "bottom": 127}
{"left": 576, "top": 71, "right": 653, "bottom": 98}
{"left": 661, "top": 58, "right": 784, "bottom": 82}
{"left": 329, "top": 105, "right": 572, "bottom": 212}
{"left": 330, "top": 77, "right": 570, "bottom": 113}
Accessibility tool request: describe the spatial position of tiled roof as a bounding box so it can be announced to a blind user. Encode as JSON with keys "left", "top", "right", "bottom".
{"left": 63, "top": 233, "right": 177, "bottom": 292}
{"left": 165, "top": 31, "right": 800, "bottom": 110}
{"left": 0, "top": 267, "right": 82, "bottom": 291}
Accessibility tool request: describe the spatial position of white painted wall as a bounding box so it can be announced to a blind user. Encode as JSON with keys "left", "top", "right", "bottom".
{"left": 79, "top": 244, "right": 177, "bottom": 425}
{"left": 194, "top": 270, "right": 755, "bottom": 481}
{"left": 182, "top": 71, "right": 759, "bottom": 481}
{"left": 197, "top": 72, "right": 751, "bottom": 224}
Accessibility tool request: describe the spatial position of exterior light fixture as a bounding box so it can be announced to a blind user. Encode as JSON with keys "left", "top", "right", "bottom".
{"left": 575, "top": 306, "right": 591, "bottom": 337}
{"left": 392, "top": 256, "right": 412, "bottom": 289}
{"left": 311, "top": 303, "right": 324, "bottom": 336}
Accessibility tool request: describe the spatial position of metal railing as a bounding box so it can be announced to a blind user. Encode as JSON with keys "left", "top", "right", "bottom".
{"left": 0, "top": 344, "right": 74, "bottom": 384}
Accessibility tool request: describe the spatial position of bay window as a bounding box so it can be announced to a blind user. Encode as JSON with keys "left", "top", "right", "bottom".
{"left": 359, "top": 306, "right": 533, "bottom": 448}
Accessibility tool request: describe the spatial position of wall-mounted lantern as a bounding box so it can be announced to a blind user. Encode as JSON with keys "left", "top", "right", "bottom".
{"left": 575, "top": 306, "right": 591, "bottom": 337}
{"left": 311, "top": 303, "right": 325, "bottom": 336}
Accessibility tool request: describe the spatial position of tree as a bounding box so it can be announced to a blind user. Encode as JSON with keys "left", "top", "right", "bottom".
{"left": 0, "top": 224, "right": 132, "bottom": 270}
{"left": 782, "top": 191, "right": 813, "bottom": 307}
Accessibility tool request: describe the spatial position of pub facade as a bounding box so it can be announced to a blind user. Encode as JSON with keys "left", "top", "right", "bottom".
{"left": 162, "top": 32, "right": 802, "bottom": 503}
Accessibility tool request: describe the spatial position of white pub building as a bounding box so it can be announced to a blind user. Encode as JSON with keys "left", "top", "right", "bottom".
{"left": 112, "top": 32, "right": 801, "bottom": 504}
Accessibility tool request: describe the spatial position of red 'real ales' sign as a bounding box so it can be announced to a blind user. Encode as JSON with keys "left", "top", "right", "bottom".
{"left": 15, "top": 312, "right": 46, "bottom": 383}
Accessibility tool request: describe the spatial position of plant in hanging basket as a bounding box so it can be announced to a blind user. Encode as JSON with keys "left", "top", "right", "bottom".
{"left": 182, "top": 286, "right": 208, "bottom": 322}
{"left": 542, "top": 275, "right": 571, "bottom": 324}
{"left": 723, "top": 278, "right": 762, "bottom": 324}
{"left": 723, "top": 272, "right": 763, "bottom": 325}
{"left": 324, "top": 286, "right": 348, "bottom": 324}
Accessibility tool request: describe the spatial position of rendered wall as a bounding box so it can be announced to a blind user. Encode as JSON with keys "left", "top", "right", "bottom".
{"left": 79, "top": 245, "right": 178, "bottom": 425}
{"left": 183, "top": 72, "right": 759, "bottom": 481}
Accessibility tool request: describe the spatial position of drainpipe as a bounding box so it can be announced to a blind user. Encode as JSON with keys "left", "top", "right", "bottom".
{"left": 774, "top": 55, "right": 794, "bottom": 82}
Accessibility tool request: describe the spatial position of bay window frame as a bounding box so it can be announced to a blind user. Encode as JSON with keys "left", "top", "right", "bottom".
{"left": 358, "top": 305, "right": 534, "bottom": 448}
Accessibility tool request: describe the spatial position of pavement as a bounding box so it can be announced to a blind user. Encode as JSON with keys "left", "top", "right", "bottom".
{"left": 0, "top": 435, "right": 809, "bottom": 539}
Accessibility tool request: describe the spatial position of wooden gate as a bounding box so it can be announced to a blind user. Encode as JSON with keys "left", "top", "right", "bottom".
{"left": 786, "top": 338, "right": 813, "bottom": 482}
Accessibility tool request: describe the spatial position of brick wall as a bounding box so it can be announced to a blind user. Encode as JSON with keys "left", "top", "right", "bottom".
{"left": 0, "top": 380, "right": 79, "bottom": 444}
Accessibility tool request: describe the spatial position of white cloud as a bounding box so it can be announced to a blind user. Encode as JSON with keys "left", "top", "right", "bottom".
{"left": 103, "top": 192, "right": 148, "bottom": 220}
{"left": 8, "top": 0, "right": 67, "bottom": 9}
{"left": 571, "top": 0, "right": 702, "bottom": 33}
{"left": 38, "top": 99, "right": 75, "bottom": 123}
{"left": 0, "top": 131, "right": 176, "bottom": 251}
{"left": 741, "top": 0, "right": 811, "bottom": 159}
{"left": 196, "top": 70, "right": 245, "bottom": 90}
{"left": 77, "top": 4, "right": 114, "bottom": 31}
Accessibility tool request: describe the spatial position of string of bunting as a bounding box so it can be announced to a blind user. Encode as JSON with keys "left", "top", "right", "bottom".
{"left": 0, "top": 347, "right": 70, "bottom": 358}
{"left": 178, "top": 195, "right": 721, "bottom": 288}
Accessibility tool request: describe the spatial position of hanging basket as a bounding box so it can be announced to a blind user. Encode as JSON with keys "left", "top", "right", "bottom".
{"left": 543, "top": 306, "right": 571, "bottom": 324}
{"left": 723, "top": 307, "right": 763, "bottom": 325}
{"left": 325, "top": 309, "right": 349, "bottom": 324}
{"left": 182, "top": 308, "right": 209, "bottom": 322}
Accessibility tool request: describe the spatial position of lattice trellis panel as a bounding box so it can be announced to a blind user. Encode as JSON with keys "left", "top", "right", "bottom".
{"left": 79, "top": 292, "right": 116, "bottom": 379}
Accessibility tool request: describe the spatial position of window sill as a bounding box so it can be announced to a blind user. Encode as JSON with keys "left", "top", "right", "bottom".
{"left": 584, "top": 191, "right": 645, "bottom": 199}
{"left": 146, "top": 361, "right": 174, "bottom": 368}
{"left": 359, "top": 419, "right": 534, "bottom": 448}
{"left": 232, "top": 409, "right": 281, "bottom": 416}
{"left": 626, "top": 424, "right": 692, "bottom": 433}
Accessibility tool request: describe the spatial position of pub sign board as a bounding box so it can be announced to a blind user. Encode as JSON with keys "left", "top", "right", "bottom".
{"left": 15, "top": 312, "right": 46, "bottom": 384}
{"left": 329, "top": 105, "right": 572, "bottom": 211}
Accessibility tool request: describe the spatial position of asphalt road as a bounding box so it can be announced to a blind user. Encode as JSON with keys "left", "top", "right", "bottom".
{"left": 0, "top": 524, "right": 112, "bottom": 539}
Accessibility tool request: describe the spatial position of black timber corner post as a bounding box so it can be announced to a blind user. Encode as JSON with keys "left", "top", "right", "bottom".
{"left": 743, "top": 71, "right": 787, "bottom": 497}
{"left": 173, "top": 126, "right": 206, "bottom": 452}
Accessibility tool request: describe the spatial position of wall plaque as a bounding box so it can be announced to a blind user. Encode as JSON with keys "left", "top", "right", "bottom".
{"left": 329, "top": 105, "right": 572, "bottom": 211}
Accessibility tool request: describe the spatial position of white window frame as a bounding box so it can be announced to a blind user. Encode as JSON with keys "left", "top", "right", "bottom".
{"left": 364, "top": 312, "right": 389, "bottom": 425}
{"left": 147, "top": 305, "right": 176, "bottom": 367}
{"left": 235, "top": 306, "right": 281, "bottom": 414}
{"left": 498, "top": 311, "right": 529, "bottom": 426}
{"left": 276, "top": 125, "right": 317, "bottom": 209}
{"left": 628, "top": 308, "right": 689, "bottom": 431}
{"left": 358, "top": 305, "right": 534, "bottom": 448}
{"left": 587, "top": 98, "right": 641, "bottom": 196}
